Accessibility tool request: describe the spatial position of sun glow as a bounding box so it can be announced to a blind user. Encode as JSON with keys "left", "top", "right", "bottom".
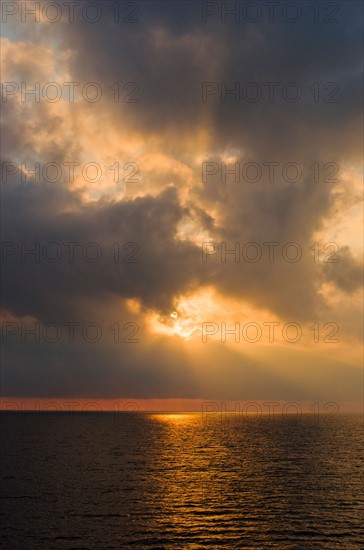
{"left": 147, "top": 288, "right": 221, "bottom": 339}
{"left": 150, "top": 312, "right": 201, "bottom": 339}
{"left": 147, "top": 287, "right": 256, "bottom": 340}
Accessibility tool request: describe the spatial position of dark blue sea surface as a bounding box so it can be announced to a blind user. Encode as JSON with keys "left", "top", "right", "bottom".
{"left": 1, "top": 412, "right": 363, "bottom": 548}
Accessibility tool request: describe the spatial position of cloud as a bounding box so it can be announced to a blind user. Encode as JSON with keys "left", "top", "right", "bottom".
{"left": 1, "top": 181, "right": 203, "bottom": 320}
{"left": 323, "top": 246, "right": 363, "bottom": 293}
{"left": 1, "top": 1, "right": 362, "bottom": 403}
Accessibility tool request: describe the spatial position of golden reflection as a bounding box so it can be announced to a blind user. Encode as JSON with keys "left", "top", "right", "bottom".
{"left": 144, "top": 411, "right": 235, "bottom": 544}
{"left": 148, "top": 413, "right": 198, "bottom": 425}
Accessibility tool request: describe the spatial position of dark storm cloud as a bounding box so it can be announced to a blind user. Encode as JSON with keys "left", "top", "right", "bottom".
{"left": 1, "top": 0, "right": 362, "bottom": 401}
{"left": 19, "top": 0, "right": 361, "bottom": 162}
{"left": 2, "top": 1, "right": 362, "bottom": 319}
{"left": 1, "top": 0, "right": 363, "bottom": 321}
{"left": 197, "top": 172, "right": 338, "bottom": 319}
{"left": 1, "top": 180, "right": 203, "bottom": 321}
{"left": 2, "top": 173, "right": 360, "bottom": 324}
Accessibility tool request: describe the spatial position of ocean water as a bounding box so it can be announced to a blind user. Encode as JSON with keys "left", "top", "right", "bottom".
{"left": 1, "top": 412, "right": 363, "bottom": 549}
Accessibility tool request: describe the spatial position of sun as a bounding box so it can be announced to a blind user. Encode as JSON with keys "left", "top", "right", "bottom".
{"left": 147, "top": 288, "right": 220, "bottom": 339}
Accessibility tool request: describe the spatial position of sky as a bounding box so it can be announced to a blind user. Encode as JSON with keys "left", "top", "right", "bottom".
{"left": 0, "top": 0, "right": 363, "bottom": 412}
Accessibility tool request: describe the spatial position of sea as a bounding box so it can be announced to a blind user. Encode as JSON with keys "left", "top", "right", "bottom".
{"left": 1, "top": 412, "right": 363, "bottom": 549}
